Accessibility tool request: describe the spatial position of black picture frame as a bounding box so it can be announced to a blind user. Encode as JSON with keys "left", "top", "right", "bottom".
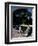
{"left": 5, "top": 2, "right": 37, "bottom": 44}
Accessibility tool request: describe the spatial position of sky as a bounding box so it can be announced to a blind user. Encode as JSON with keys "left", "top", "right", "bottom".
{"left": 11, "top": 6, "right": 33, "bottom": 13}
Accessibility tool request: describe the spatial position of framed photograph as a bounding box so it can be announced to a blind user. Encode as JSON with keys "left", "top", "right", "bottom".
{"left": 5, "top": 2, "right": 37, "bottom": 44}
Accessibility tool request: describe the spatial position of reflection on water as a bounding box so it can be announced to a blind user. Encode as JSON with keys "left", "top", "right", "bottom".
{"left": 11, "top": 25, "right": 32, "bottom": 39}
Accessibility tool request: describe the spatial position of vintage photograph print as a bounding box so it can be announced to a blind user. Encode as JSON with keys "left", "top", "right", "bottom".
{"left": 11, "top": 6, "right": 32, "bottom": 38}
{"left": 5, "top": 2, "right": 37, "bottom": 44}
